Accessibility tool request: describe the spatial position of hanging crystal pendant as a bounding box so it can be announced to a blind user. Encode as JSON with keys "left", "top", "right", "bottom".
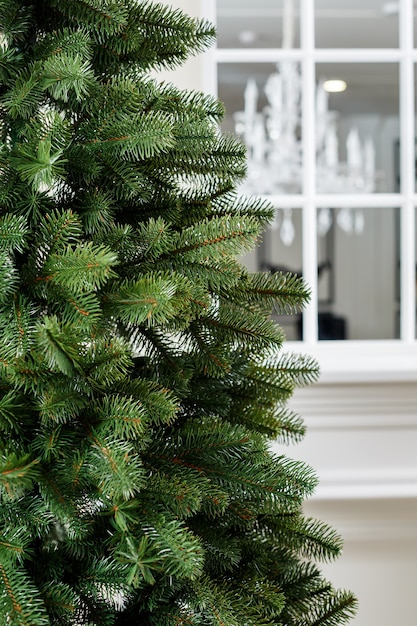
{"left": 337, "top": 207, "right": 354, "bottom": 234}
{"left": 280, "top": 208, "right": 295, "bottom": 246}
{"left": 354, "top": 210, "right": 365, "bottom": 235}
{"left": 317, "top": 207, "right": 333, "bottom": 237}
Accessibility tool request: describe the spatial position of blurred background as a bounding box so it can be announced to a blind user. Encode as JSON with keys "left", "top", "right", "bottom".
{"left": 158, "top": 2, "right": 417, "bottom": 625}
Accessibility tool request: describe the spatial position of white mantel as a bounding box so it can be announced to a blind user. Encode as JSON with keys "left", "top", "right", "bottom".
{"left": 279, "top": 378, "right": 417, "bottom": 500}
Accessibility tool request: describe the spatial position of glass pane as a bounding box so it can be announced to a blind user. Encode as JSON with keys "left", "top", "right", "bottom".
{"left": 315, "top": 0, "right": 399, "bottom": 49}
{"left": 317, "top": 207, "right": 400, "bottom": 340}
{"left": 218, "top": 62, "right": 303, "bottom": 194}
{"left": 414, "top": 65, "right": 417, "bottom": 194}
{"left": 216, "top": 0, "right": 300, "bottom": 49}
{"left": 415, "top": 206, "right": 417, "bottom": 339}
{"left": 315, "top": 63, "right": 399, "bottom": 193}
{"left": 414, "top": 5, "right": 417, "bottom": 49}
{"left": 259, "top": 208, "right": 302, "bottom": 341}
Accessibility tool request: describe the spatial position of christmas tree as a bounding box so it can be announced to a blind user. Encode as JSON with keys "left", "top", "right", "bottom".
{"left": 0, "top": 0, "right": 357, "bottom": 624}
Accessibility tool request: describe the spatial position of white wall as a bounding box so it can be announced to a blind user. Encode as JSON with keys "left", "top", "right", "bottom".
{"left": 152, "top": 0, "right": 207, "bottom": 92}
{"left": 304, "top": 497, "right": 417, "bottom": 626}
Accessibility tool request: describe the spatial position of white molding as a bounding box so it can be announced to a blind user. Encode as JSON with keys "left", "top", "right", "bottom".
{"left": 284, "top": 342, "right": 417, "bottom": 383}
{"left": 216, "top": 9, "right": 384, "bottom": 19}
{"left": 304, "top": 499, "right": 417, "bottom": 541}
{"left": 290, "top": 381, "right": 417, "bottom": 427}
{"left": 303, "top": 413, "right": 417, "bottom": 430}
{"left": 262, "top": 193, "right": 406, "bottom": 208}
{"left": 282, "top": 379, "right": 417, "bottom": 502}
{"left": 327, "top": 520, "right": 417, "bottom": 542}
{"left": 311, "top": 468, "right": 417, "bottom": 501}
{"left": 215, "top": 48, "right": 417, "bottom": 63}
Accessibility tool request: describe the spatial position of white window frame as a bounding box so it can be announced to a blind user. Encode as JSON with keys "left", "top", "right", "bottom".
{"left": 202, "top": 0, "right": 417, "bottom": 382}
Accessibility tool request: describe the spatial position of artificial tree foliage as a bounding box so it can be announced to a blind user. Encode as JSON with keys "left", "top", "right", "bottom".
{"left": 0, "top": 0, "right": 357, "bottom": 624}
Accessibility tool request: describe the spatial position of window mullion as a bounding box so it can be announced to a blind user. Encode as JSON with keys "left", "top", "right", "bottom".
{"left": 301, "top": 0, "right": 318, "bottom": 343}
{"left": 399, "top": 0, "right": 415, "bottom": 341}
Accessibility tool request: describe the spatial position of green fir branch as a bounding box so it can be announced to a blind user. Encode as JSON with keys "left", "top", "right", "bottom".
{"left": 81, "top": 111, "right": 176, "bottom": 160}
{"left": 88, "top": 430, "right": 146, "bottom": 499}
{"left": 0, "top": 452, "right": 41, "bottom": 501}
{"left": 193, "top": 302, "right": 285, "bottom": 355}
{"left": 1, "top": 65, "right": 43, "bottom": 119}
{"left": 104, "top": 274, "right": 179, "bottom": 327}
{"left": 47, "top": 0, "right": 129, "bottom": 38}
{"left": 24, "top": 208, "right": 82, "bottom": 263}
{"left": 43, "top": 243, "right": 118, "bottom": 292}
{"left": 42, "top": 53, "right": 96, "bottom": 102}
{"left": 39, "top": 582, "right": 79, "bottom": 622}
{"left": 34, "top": 380, "right": 88, "bottom": 425}
{"left": 224, "top": 270, "right": 312, "bottom": 315}
{"left": 83, "top": 335, "right": 133, "bottom": 390}
{"left": 35, "top": 27, "right": 93, "bottom": 62}
{"left": 163, "top": 214, "right": 261, "bottom": 264}
{"left": 296, "top": 591, "right": 358, "bottom": 626}
{"left": 0, "top": 214, "right": 28, "bottom": 252}
{"left": 0, "top": 560, "right": 49, "bottom": 626}
{"left": 51, "top": 289, "right": 103, "bottom": 328}
{"left": 0, "top": 1, "right": 33, "bottom": 44}
{"left": 34, "top": 315, "right": 83, "bottom": 376}
{"left": 11, "top": 136, "right": 67, "bottom": 190}
{"left": 93, "top": 394, "right": 148, "bottom": 441}
{"left": 114, "top": 377, "right": 180, "bottom": 426}
{"left": 140, "top": 514, "right": 205, "bottom": 581}
{"left": 0, "top": 390, "right": 29, "bottom": 435}
{"left": 105, "top": 272, "right": 210, "bottom": 328}
{"left": 210, "top": 191, "right": 275, "bottom": 227}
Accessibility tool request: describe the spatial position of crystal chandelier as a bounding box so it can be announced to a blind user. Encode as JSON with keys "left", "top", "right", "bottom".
{"left": 233, "top": 0, "right": 377, "bottom": 245}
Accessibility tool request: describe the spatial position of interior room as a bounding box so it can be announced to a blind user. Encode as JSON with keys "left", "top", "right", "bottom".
{"left": 159, "top": 1, "right": 417, "bottom": 624}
